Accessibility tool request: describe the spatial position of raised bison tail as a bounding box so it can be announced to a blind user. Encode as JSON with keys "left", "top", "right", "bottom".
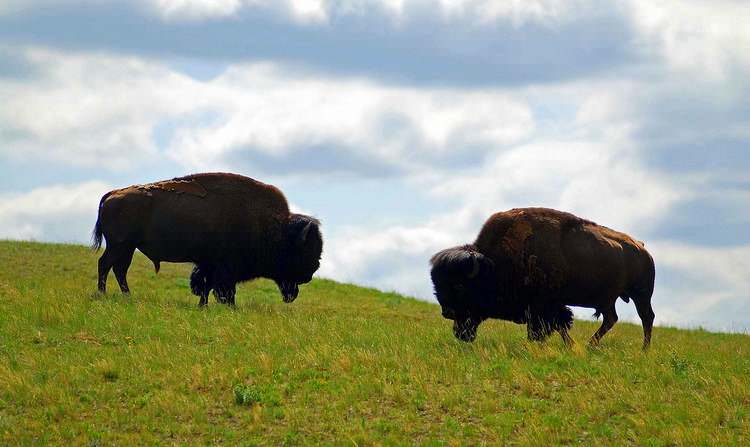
{"left": 90, "top": 191, "right": 113, "bottom": 251}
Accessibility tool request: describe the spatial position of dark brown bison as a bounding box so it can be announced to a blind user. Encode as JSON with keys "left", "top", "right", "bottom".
{"left": 430, "top": 208, "right": 655, "bottom": 349}
{"left": 92, "top": 173, "right": 323, "bottom": 306}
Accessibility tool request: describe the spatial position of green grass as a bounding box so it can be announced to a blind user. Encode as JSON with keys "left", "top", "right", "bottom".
{"left": 0, "top": 240, "right": 748, "bottom": 445}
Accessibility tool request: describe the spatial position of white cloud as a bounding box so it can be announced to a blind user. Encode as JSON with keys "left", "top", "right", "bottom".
{"left": 627, "top": 0, "right": 750, "bottom": 80}
{"left": 0, "top": 181, "right": 111, "bottom": 242}
{"left": 427, "top": 80, "right": 683, "bottom": 235}
{"left": 648, "top": 241, "right": 750, "bottom": 329}
{"left": 149, "top": 0, "right": 329, "bottom": 23}
{"left": 439, "top": 0, "right": 596, "bottom": 26}
{"left": 0, "top": 47, "right": 534, "bottom": 173}
{"left": 319, "top": 220, "right": 458, "bottom": 298}
{"left": 168, "top": 63, "right": 534, "bottom": 173}
{"left": 0, "top": 0, "right": 603, "bottom": 25}
{"left": 144, "top": 0, "right": 606, "bottom": 25}
{"left": 150, "top": 0, "right": 243, "bottom": 20}
{"left": 0, "top": 47, "right": 202, "bottom": 168}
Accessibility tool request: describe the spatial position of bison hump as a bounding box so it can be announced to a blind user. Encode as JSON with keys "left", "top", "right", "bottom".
{"left": 154, "top": 180, "right": 208, "bottom": 198}
{"left": 490, "top": 211, "right": 570, "bottom": 291}
{"left": 132, "top": 179, "right": 208, "bottom": 198}
{"left": 169, "top": 173, "right": 288, "bottom": 208}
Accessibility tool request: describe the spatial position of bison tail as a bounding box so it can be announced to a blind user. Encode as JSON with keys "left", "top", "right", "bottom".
{"left": 642, "top": 251, "right": 656, "bottom": 299}
{"left": 90, "top": 191, "right": 113, "bottom": 251}
{"left": 628, "top": 250, "right": 656, "bottom": 302}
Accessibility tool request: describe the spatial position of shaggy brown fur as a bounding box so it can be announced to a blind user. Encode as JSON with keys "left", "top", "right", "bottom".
{"left": 431, "top": 208, "right": 655, "bottom": 349}
{"left": 93, "top": 173, "right": 323, "bottom": 306}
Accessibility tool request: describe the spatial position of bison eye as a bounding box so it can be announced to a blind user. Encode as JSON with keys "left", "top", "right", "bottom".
{"left": 453, "top": 284, "right": 465, "bottom": 291}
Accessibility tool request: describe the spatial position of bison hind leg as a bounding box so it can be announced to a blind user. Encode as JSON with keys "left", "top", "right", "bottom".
{"left": 633, "top": 296, "right": 655, "bottom": 351}
{"left": 98, "top": 243, "right": 134, "bottom": 294}
{"left": 589, "top": 304, "right": 618, "bottom": 347}
{"left": 112, "top": 246, "right": 135, "bottom": 294}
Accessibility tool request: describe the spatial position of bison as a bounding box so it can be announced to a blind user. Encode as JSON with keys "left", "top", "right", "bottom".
{"left": 92, "top": 173, "right": 323, "bottom": 306}
{"left": 430, "top": 208, "right": 655, "bottom": 349}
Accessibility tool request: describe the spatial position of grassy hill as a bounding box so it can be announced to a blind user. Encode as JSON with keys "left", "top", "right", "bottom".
{"left": 0, "top": 241, "right": 748, "bottom": 445}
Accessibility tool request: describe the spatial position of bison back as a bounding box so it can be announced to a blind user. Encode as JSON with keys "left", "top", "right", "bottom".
{"left": 474, "top": 208, "right": 647, "bottom": 306}
{"left": 99, "top": 174, "right": 290, "bottom": 264}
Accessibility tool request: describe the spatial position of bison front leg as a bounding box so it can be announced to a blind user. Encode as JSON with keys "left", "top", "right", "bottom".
{"left": 190, "top": 264, "right": 212, "bottom": 307}
{"left": 555, "top": 306, "right": 575, "bottom": 347}
{"left": 224, "top": 285, "right": 236, "bottom": 307}
{"left": 589, "top": 305, "right": 618, "bottom": 346}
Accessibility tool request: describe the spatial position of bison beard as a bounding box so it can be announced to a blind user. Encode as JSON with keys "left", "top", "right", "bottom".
{"left": 430, "top": 207, "right": 655, "bottom": 350}
{"left": 525, "top": 305, "right": 574, "bottom": 342}
{"left": 190, "top": 264, "right": 236, "bottom": 306}
{"left": 93, "top": 173, "right": 323, "bottom": 306}
{"left": 277, "top": 281, "right": 299, "bottom": 303}
{"left": 453, "top": 317, "right": 481, "bottom": 342}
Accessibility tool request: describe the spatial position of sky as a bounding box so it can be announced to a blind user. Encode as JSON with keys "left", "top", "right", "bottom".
{"left": 0, "top": 0, "right": 748, "bottom": 331}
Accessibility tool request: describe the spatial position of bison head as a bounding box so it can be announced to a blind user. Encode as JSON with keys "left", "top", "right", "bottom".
{"left": 430, "top": 245, "right": 497, "bottom": 342}
{"left": 276, "top": 214, "right": 323, "bottom": 303}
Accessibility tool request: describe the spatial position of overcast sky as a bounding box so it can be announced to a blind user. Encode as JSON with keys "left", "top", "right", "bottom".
{"left": 1, "top": 0, "right": 748, "bottom": 331}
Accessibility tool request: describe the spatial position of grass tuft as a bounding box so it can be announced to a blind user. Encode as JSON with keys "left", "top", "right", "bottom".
{"left": 233, "top": 384, "right": 263, "bottom": 406}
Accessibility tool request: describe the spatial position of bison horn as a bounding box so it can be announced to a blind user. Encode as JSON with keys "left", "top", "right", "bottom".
{"left": 467, "top": 255, "right": 480, "bottom": 279}
{"left": 298, "top": 221, "right": 314, "bottom": 245}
